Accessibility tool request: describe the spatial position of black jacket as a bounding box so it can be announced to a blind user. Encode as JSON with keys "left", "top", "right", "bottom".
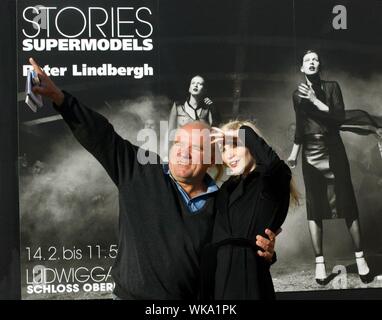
{"left": 202, "top": 126, "right": 291, "bottom": 300}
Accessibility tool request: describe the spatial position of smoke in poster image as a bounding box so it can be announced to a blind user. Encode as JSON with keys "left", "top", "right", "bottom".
{"left": 17, "top": 0, "right": 382, "bottom": 299}
{"left": 18, "top": 92, "right": 171, "bottom": 299}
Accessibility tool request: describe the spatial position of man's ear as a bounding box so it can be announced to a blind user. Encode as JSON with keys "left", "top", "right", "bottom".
{"left": 300, "top": 66, "right": 304, "bottom": 73}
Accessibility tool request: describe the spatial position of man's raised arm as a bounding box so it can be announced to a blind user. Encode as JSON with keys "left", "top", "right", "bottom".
{"left": 29, "top": 57, "right": 138, "bottom": 187}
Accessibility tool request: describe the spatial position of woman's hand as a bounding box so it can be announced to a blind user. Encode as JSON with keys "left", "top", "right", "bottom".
{"left": 204, "top": 97, "right": 213, "bottom": 106}
{"left": 298, "top": 83, "right": 317, "bottom": 104}
{"left": 210, "top": 127, "right": 241, "bottom": 149}
{"left": 210, "top": 127, "right": 225, "bottom": 145}
{"left": 256, "top": 228, "right": 281, "bottom": 263}
{"left": 288, "top": 144, "right": 301, "bottom": 168}
{"left": 287, "top": 155, "right": 297, "bottom": 168}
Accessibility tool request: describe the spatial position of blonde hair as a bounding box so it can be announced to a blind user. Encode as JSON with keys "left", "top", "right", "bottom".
{"left": 216, "top": 119, "right": 300, "bottom": 207}
{"left": 220, "top": 119, "right": 262, "bottom": 136}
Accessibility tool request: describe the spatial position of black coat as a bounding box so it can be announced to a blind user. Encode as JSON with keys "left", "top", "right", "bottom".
{"left": 293, "top": 80, "right": 359, "bottom": 221}
{"left": 201, "top": 126, "right": 291, "bottom": 300}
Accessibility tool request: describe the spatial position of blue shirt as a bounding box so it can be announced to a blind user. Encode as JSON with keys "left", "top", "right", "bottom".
{"left": 163, "top": 165, "right": 218, "bottom": 214}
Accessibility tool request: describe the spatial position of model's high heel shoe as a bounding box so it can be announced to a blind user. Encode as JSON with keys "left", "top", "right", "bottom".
{"left": 355, "top": 251, "right": 373, "bottom": 284}
{"left": 315, "top": 256, "right": 327, "bottom": 285}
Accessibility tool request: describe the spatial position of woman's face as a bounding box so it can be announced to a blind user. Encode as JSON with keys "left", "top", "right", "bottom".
{"left": 301, "top": 52, "right": 320, "bottom": 75}
{"left": 221, "top": 131, "right": 255, "bottom": 176}
{"left": 188, "top": 76, "right": 205, "bottom": 96}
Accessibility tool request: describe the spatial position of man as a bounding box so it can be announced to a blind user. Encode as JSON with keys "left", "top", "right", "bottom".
{"left": 29, "top": 58, "right": 277, "bottom": 299}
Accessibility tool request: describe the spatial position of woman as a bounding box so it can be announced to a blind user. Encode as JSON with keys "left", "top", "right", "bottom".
{"left": 168, "top": 75, "right": 220, "bottom": 143}
{"left": 287, "top": 50, "right": 374, "bottom": 284}
{"left": 201, "top": 120, "right": 296, "bottom": 300}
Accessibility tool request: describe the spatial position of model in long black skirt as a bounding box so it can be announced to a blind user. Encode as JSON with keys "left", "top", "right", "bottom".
{"left": 287, "top": 50, "right": 373, "bottom": 284}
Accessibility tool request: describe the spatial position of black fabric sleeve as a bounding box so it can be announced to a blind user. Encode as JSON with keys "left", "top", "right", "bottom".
{"left": 270, "top": 251, "right": 277, "bottom": 265}
{"left": 292, "top": 91, "right": 304, "bottom": 144}
{"left": 330, "top": 82, "right": 346, "bottom": 121}
{"left": 53, "top": 91, "right": 138, "bottom": 187}
{"left": 241, "top": 124, "right": 285, "bottom": 170}
{"left": 241, "top": 125, "right": 280, "bottom": 170}
{"left": 242, "top": 125, "right": 291, "bottom": 232}
{"left": 208, "top": 102, "right": 222, "bottom": 127}
{"left": 241, "top": 125, "right": 291, "bottom": 194}
{"left": 305, "top": 82, "right": 345, "bottom": 126}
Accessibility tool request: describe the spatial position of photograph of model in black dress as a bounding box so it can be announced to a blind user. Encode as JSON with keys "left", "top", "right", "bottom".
{"left": 287, "top": 50, "right": 375, "bottom": 285}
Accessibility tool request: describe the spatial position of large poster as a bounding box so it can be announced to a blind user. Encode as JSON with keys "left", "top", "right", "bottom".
{"left": 17, "top": 0, "right": 382, "bottom": 300}
{"left": 273, "top": 0, "right": 382, "bottom": 291}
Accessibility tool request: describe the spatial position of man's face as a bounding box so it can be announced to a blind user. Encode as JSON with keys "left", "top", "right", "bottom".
{"left": 169, "top": 124, "right": 211, "bottom": 183}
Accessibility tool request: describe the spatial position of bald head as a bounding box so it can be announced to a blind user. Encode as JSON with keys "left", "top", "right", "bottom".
{"left": 169, "top": 121, "right": 213, "bottom": 185}
{"left": 173, "top": 121, "right": 212, "bottom": 156}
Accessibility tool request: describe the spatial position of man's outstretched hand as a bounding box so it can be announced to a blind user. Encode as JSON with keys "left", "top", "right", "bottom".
{"left": 256, "top": 228, "right": 281, "bottom": 263}
{"left": 29, "top": 57, "right": 64, "bottom": 106}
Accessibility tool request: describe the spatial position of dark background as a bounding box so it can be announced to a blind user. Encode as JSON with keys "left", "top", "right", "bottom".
{"left": 2, "top": 0, "right": 382, "bottom": 299}
{"left": 0, "top": 0, "right": 21, "bottom": 300}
